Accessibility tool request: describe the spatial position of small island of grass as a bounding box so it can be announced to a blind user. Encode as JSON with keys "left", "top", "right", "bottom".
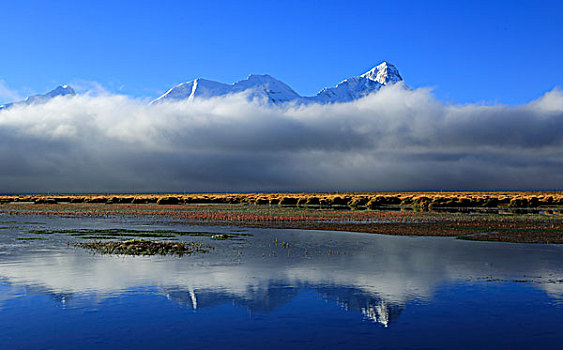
{"left": 74, "top": 239, "right": 212, "bottom": 256}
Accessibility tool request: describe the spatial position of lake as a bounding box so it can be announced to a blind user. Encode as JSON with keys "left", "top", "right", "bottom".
{"left": 0, "top": 215, "right": 562, "bottom": 349}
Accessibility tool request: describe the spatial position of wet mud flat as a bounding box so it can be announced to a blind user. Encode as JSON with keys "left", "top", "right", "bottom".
{"left": 1, "top": 202, "right": 561, "bottom": 244}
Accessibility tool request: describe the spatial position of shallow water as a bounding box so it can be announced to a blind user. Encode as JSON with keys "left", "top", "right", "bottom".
{"left": 0, "top": 215, "right": 562, "bottom": 349}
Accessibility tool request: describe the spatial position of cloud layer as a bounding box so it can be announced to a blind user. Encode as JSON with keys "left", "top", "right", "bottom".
{"left": 0, "top": 85, "right": 562, "bottom": 193}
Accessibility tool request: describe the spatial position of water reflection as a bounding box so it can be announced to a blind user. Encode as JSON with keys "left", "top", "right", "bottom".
{"left": 0, "top": 216, "right": 562, "bottom": 329}
{"left": 318, "top": 287, "right": 404, "bottom": 327}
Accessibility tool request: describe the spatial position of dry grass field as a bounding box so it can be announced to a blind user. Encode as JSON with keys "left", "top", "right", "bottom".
{"left": 1, "top": 191, "right": 562, "bottom": 209}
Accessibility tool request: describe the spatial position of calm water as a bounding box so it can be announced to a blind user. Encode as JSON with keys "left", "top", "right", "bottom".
{"left": 0, "top": 215, "right": 562, "bottom": 349}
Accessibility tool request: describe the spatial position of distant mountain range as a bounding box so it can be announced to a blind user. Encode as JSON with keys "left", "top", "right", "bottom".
{"left": 0, "top": 85, "right": 75, "bottom": 110}
{"left": 152, "top": 61, "right": 403, "bottom": 104}
{"left": 0, "top": 62, "right": 403, "bottom": 109}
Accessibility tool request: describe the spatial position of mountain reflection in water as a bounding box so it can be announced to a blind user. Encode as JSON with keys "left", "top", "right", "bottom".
{"left": 0, "top": 216, "right": 562, "bottom": 348}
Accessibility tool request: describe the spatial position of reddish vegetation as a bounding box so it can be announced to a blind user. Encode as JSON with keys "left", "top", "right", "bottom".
{"left": 0, "top": 200, "right": 561, "bottom": 244}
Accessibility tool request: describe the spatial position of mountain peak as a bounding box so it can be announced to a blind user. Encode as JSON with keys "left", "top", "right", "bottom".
{"left": 47, "top": 85, "right": 76, "bottom": 97}
{"left": 246, "top": 73, "right": 274, "bottom": 80}
{"left": 1, "top": 84, "right": 76, "bottom": 110}
{"left": 361, "top": 62, "right": 402, "bottom": 85}
{"left": 25, "top": 85, "right": 76, "bottom": 103}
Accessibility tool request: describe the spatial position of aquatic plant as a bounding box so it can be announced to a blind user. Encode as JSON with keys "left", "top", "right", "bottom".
{"left": 75, "top": 239, "right": 211, "bottom": 256}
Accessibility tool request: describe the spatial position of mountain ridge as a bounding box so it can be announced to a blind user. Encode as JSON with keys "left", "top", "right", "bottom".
{"left": 0, "top": 62, "right": 403, "bottom": 108}
{"left": 0, "top": 85, "right": 76, "bottom": 110}
{"left": 153, "top": 61, "right": 404, "bottom": 104}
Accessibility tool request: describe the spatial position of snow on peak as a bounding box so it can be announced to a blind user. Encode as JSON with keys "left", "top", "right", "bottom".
{"left": 0, "top": 85, "right": 76, "bottom": 110}
{"left": 310, "top": 62, "right": 403, "bottom": 103}
{"left": 233, "top": 74, "right": 300, "bottom": 103}
{"left": 246, "top": 73, "right": 274, "bottom": 80}
{"left": 45, "top": 85, "right": 76, "bottom": 98}
{"left": 152, "top": 73, "right": 300, "bottom": 104}
{"left": 152, "top": 62, "right": 404, "bottom": 105}
{"left": 361, "top": 62, "right": 403, "bottom": 85}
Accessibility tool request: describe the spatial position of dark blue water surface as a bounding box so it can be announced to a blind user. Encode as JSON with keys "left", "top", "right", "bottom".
{"left": 0, "top": 215, "right": 562, "bottom": 349}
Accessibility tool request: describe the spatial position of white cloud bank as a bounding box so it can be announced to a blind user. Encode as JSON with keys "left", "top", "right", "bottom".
{"left": 0, "top": 85, "right": 562, "bottom": 193}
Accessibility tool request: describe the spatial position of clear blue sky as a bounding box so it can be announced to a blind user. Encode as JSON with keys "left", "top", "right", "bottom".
{"left": 0, "top": 0, "right": 561, "bottom": 104}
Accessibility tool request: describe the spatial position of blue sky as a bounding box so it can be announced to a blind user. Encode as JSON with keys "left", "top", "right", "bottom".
{"left": 0, "top": 0, "right": 561, "bottom": 104}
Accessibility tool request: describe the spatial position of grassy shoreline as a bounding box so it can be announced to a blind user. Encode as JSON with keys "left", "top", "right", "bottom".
{"left": 1, "top": 201, "right": 561, "bottom": 244}
{"left": 1, "top": 191, "right": 562, "bottom": 210}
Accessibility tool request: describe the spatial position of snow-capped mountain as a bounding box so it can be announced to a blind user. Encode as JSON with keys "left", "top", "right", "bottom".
{"left": 232, "top": 74, "right": 301, "bottom": 103}
{"left": 0, "top": 85, "right": 76, "bottom": 110}
{"left": 152, "top": 74, "right": 300, "bottom": 104}
{"left": 0, "top": 62, "right": 403, "bottom": 108}
{"left": 152, "top": 61, "right": 403, "bottom": 104}
{"left": 361, "top": 62, "right": 403, "bottom": 85}
{"left": 309, "top": 62, "right": 403, "bottom": 103}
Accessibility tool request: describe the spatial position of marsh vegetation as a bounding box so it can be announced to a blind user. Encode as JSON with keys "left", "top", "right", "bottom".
{"left": 1, "top": 191, "right": 562, "bottom": 210}
{"left": 0, "top": 192, "right": 561, "bottom": 244}
{"left": 74, "top": 239, "right": 211, "bottom": 256}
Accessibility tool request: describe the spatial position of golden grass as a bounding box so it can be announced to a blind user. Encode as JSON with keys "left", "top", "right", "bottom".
{"left": 0, "top": 191, "right": 562, "bottom": 209}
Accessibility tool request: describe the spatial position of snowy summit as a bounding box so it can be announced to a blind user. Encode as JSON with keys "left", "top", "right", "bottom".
{"left": 152, "top": 62, "right": 404, "bottom": 104}
{"left": 0, "top": 62, "right": 404, "bottom": 109}
{"left": 152, "top": 74, "right": 300, "bottom": 104}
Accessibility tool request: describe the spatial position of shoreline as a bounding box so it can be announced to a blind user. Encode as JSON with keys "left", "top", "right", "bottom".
{"left": 1, "top": 202, "right": 561, "bottom": 244}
